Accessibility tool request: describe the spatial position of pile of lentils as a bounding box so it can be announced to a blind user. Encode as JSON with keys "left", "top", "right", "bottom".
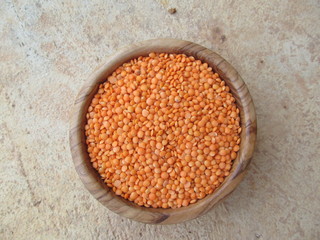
{"left": 85, "top": 53, "right": 241, "bottom": 208}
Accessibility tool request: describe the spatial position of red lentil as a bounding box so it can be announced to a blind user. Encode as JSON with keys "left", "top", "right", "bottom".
{"left": 85, "top": 53, "right": 241, "bottom": 208}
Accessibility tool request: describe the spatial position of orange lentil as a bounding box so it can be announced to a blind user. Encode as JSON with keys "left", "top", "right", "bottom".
{"left": 85, "top": 52, "right": 241, "bottom": 209}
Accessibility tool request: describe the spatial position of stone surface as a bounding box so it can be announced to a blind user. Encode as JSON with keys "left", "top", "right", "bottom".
{"left": 1, "top": 0, "right": 319, "bottom": 239}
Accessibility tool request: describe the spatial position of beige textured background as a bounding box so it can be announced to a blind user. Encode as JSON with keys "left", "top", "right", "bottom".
{"left": 1, "top": 0, "right": 319, "bottom": 239}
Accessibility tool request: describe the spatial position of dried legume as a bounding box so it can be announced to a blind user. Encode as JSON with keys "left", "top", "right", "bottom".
{"left": 85, "top": 53, "right": 241, "bottom": 208}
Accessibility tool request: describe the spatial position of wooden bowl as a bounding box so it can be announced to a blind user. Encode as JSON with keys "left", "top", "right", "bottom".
{"left": 69, "top": 39, "right": 257, "bottom": 224}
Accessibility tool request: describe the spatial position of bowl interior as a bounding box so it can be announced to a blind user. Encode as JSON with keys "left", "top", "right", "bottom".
{"left": 69, "top": 39, "right": 256, "bottom": 224}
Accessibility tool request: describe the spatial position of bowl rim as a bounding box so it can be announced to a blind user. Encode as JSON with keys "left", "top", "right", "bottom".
{"left": 69, "top": 38, "right": 257, "bottom": 224}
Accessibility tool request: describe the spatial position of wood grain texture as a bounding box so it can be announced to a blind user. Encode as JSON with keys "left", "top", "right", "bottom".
{"left": 69, "top": 39, "right": 257, "bottom": 224}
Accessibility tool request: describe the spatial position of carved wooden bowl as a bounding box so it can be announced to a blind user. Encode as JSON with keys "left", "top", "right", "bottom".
{"left": 69, "top": 39, "right": 257, "bottom": 224}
